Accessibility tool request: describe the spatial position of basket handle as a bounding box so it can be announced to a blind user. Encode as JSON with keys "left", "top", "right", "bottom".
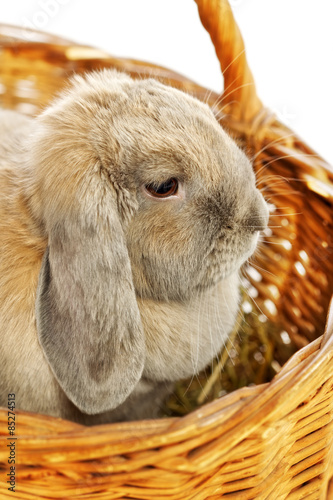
{"left": 195, "top": 0, "right": 262, "bottom": 122}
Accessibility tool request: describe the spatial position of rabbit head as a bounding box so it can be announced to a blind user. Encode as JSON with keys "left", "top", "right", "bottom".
{"left": 28, "top": 70, "right": 268, "bottom": 416}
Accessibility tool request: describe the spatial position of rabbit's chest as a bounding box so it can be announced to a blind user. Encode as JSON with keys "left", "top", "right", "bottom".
{"left": 138, "top": 272, "right": 240, "bottom": 382}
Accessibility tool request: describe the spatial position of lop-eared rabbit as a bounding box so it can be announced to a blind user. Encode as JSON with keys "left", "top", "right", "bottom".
{"left": 0, "top": 70, "right": 268, "bottom": 424}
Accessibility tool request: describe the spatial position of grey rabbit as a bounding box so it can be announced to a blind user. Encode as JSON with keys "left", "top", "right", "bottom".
{"left": 0, "top": 70, "right": 268, "bottom": 424}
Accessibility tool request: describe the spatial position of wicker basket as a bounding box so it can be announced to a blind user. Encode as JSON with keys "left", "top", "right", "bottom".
{"left": 1, "top": 1, "right": 333, "bottom": 498}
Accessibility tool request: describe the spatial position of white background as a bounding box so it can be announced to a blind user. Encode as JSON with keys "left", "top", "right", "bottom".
{"left": 1, "top": 0, "right": 332, "bottom": 165}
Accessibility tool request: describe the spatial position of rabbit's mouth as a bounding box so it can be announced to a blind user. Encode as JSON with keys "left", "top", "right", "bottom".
{"left": 200, "top": 230, "right": 261, "bottom": 288}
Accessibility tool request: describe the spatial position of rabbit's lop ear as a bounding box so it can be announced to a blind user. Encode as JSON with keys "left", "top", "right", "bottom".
{"left": 35, "top": 196, "right": 145, "bottom": 415}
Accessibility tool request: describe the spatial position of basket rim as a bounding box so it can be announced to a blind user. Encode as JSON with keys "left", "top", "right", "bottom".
{"left": 0, "top": 23, "right": 219, "bottom": 95}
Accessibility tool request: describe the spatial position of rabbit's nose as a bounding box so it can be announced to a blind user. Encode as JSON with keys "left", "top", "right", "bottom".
{"left": 245, "top": 191, "right": 269, "bottom": 233}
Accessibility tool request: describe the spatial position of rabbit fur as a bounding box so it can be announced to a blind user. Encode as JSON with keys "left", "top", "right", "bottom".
{"left": 0, "top": 70, "right": 268, "bottom": 424}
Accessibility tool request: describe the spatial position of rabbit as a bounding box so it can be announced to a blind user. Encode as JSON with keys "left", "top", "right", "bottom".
{"left": 0, "top": 69, "right": 269, "bottom": 425}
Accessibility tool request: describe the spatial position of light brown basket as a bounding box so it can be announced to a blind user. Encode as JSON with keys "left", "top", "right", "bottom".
{"left": 1, "top": 1, "right": 333, "bottom": 498}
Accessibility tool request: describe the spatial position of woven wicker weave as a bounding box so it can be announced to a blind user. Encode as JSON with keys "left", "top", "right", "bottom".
{"left": 1, "top": 1, "right": 333, "bottom": 498}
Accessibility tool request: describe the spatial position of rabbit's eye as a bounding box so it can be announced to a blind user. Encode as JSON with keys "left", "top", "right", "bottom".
{"left": 145, "top": 178, "right": 178, "bottom": 198}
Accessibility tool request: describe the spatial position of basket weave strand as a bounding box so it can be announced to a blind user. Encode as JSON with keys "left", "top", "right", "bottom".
{"left": 1, "top": 1, "right": 333, "bottom": 498}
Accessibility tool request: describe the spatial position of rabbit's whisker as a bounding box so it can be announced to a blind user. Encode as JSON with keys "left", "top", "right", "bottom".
{"left": 250, "top": 133, "right": 297, "bottom": 161}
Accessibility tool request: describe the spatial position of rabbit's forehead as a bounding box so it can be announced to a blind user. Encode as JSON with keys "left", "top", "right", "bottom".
{"left": 112, "top": 102, "right": 247, "bottom": 186}
{"left": 127, "top": 119, "right": 252, "bottom": 188}
{"left": 134, "top": 88, "right": 253, "bottom": 184}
